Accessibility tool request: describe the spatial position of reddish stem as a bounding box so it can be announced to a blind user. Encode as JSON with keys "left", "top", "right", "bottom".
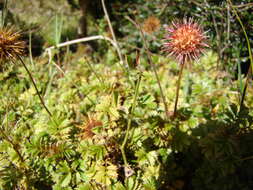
{"left": 173, "top": 60, "right": 185, "bottom": 117}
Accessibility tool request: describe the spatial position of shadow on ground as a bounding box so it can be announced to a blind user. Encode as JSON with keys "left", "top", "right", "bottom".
{"left": 156, "top": 104, "right": 253, "bottom": 190}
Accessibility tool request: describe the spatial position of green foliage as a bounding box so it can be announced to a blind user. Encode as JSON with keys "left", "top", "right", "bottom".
{"left": 1, "top": 49, "right": 253, "bottom": 189}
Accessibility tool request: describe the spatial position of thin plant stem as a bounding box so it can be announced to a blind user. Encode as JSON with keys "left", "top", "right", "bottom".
{"left": 120, "top": 74, "right": 141, "bottom": 188}
{"left": 84, "top": 57, "right": 104, "bottom": 85}
{"left": 237, "top": 51, "right": 243, "bottom": 95}
{"left": 226, "top": 3, "right": 231, "bottom": 43}
{"left": 150, "top": 56, "right": 169, "bottom": 119}
{"left": 228, "top": 0, "right": 253, "bottom": 111}
{"left": 0, "top": 127, "right": 24, "bottom": 163}
{"left": 120, "top": 74, "right": 142, "bottom": 166}
{"left": 1, "top": 0, "right": 8, "bottom": 27}
{"left": 173, "top": 61, "right": 185, "bottom": 117}
{"left": 28, "top": 30, "right": 34, "bottom": 66}
{"left": 240, "top": 155, "right": 253, "bottom": 161}
{"left": 131, "top": 170, "right": 141, "bottom": 190}
{"left": 228, "top": 0, "right": 253, "bottom": 70}
{"left": 125, "top": 16, "right": 169, "bottom": 119}
{"left": 204, "top": 0, "right": 222, "bottom": 70}
{"left": 212, "top": 10, "right": 222, "bottom": 69}
{"left": 239, "top": 65, "right": 251, "bottom": 111}
{"left": 17, "top": 55, "right": 53, "bottom": 118}
{"left": 101, "top": 0, "right": 125, "bottom": 68}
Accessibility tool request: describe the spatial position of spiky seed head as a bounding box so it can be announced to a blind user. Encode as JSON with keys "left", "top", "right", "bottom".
{"left": 0, "top": 27, "right": 26, "bottom": 62}
{"left": 162, "top": 18, "right": 208, "bottom": 63}
{"left": 143, "top": 16, "right": 161, "bottom": 34}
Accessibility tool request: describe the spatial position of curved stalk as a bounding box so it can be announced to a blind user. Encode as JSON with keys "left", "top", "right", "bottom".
{"left": 239, "top": 65, "right": 251, "bottom": 112}
{"left": 17, "top": 55, "right": 53, "bottom": 118}
{"left": 120, "top": 74, "right": 141, "bottom": 188}
{"left": 120, "top": 74, "right": 142, "bottom": 166}
{"left": 228, "top": 0, "right": 253, "bottom": 112}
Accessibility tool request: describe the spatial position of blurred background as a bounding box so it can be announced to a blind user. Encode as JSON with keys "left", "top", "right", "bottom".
{"left": 2, "top": 0, "right": 253, "bottom": 77}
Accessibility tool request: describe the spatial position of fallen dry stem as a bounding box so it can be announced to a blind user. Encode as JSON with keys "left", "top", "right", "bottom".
{"left": 45, "top": 35, "right": 117, "bottom": 53}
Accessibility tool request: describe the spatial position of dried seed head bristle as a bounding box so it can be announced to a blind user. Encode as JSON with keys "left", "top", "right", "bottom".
{"left": 0, "top": 27, "right": 26, "bottom": 62}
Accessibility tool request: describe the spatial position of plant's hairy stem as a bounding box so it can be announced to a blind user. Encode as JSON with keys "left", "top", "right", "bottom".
{"left": 174, "top": 61, "right": 185, "bottom": 117}
{"left": 17, "top": 56, "right": 54, "bottom": 120}
{"left": 121, "top": 74, "right": 141, "bottom": 166}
